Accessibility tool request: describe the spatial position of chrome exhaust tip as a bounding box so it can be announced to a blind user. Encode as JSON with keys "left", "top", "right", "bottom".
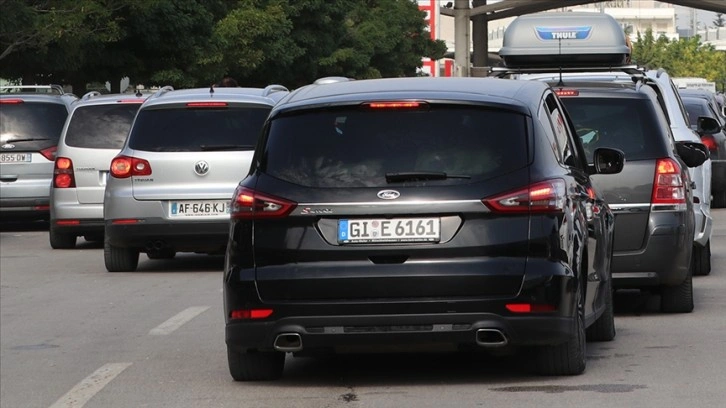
{"left": 475, "top": 329, "right": 508, "bottom": 347}
{"left": 273, "top": 333, "right": 303, "bottom": 352}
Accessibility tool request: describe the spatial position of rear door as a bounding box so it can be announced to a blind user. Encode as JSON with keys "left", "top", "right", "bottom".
{"left": 251, "top": 103, "right": 532, "bottom": 302}
{"left": 560, "top": 94, "right": 666, "bottom": 252}
{"left": 0, "top": 99, "right": 68, "bottom": 197}
{"left": 127, "top": 103, "right": 271, "bottom": 219}
{"left": 63, "top": 102, "right": 142, "bottom": 204}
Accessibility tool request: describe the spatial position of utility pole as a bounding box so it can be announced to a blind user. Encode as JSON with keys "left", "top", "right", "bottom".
{"left": 454, "top": 0, "right": 470, "bottom": 77}
{"left": 472, "top": 0, "right": 489, "bottom": 70}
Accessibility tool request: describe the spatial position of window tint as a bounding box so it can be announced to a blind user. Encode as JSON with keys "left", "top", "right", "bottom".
{"left": 264, "top": 105, "right": 528, "bottom": 188}
{"left": 128, "top": 106, "right": 270, "bottom": 152}
{"left": 683, "top": 101, "right": 707, "bottom": 127}
{"left": 561, "top": 97, "right": 666, "bottom": 162}
{"left": 65, "top": 104, "right": 141, "bottom": 149}
{"left": 544, "top": 94, "right": 574, "bottom": 166}
{"left": 0, "top": 102, "right": 67, "bottom": 143}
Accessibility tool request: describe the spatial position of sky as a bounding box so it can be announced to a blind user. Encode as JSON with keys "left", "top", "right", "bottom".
{"left": 673, "top": 5, "right": 721, "bottom": 30}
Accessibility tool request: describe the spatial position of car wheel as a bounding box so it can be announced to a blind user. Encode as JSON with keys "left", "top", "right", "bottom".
{"left": 691, "top": 241, "right": 711, "bottom": 276}
{"left": 536, "top": 288, "right": 586, "bottom": 375}
{"left": 49, "top": 226, "right": 76, "bottom": 249}
{"left": 660, "top": 272, "right": 694, "bottom": 313}
{"left": 227, "top": 348, "right": 285, "bottom": 381}
{"left": 104, "top": 237, "right": 139, "bottom": 272}
{"left": 585, "top": 278, "right": 616, "bottom": 342}
{"left": 147, "top": 249, "right": 176, "bottom": 260}
{"left": 712, "top": 190, "right": 726, "bottom": 208}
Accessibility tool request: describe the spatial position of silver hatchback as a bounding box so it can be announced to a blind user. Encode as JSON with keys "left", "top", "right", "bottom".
{"left": 1, "top": 85, "right": 77, "bottom": 221}
{"left": 49, "top": 91, "right": 147, "bottom": 248}
{"left": 103, "top": 85, "right": 288, "bottom": 272}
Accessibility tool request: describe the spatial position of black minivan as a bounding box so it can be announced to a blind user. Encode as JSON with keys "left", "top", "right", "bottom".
{"left": 223, "top": 76, "right": 626, "bottom": 380}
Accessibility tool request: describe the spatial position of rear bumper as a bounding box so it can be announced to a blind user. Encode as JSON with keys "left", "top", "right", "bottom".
{"left": 105, "top": 217, "right": 229, "bottom": 252}
{"left": 612, "top": 216, "right": 691, "bottom": 288}
{"left": 0, "top": 196, "right": 50, "bottom": 219}
{"left": 225, "top": 312, "right": 575, "bottom": 353}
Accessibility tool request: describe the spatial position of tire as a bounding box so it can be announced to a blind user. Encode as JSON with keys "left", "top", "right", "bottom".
{"left": 49, "top": 226, "right": 76, "bottom": 249}
{"left": 227, "top": 348, "right": 285, "bottom": 381}
{"left": 147, "top": 249, "right": 176, "bottom": 260}
{"left": 691, "top": 241, "right": 711, "bottom": 277}
{"left": 536, "top": 289, "right": 586, "bottom": 375}
{"left": 660, "top": 272, "right": 694, "bottom": 313}
{"left": 712, "top": 190, "right": 726, "bottom": 208}
{"left": 586, "top": 278, "right": 616, "bottom": 342}
{"left": 104, "top": 237, "right": 139, "bottom": 272}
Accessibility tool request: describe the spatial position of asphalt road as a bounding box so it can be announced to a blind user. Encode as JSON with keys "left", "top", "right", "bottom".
{"left": 1, "top": 210, "right": 725, "bottom": 408}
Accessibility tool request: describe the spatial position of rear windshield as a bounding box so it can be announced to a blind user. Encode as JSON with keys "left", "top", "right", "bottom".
{"left": 560, "top": 97, "right": 665, "bottom": 162}
{"left": 263, "top": 105, "right": 529, "bottom": 188}
{"left": 0, "top": 102, "right": 68, "bottom": 144}
{"left": 683, "top": 101, "right": 707, "bottom": 127}
{"left": 127, "top": 106, "right": 271, "bottom": 152}
{"left": 65, "top": 104, "right": 141, "bottom": 149}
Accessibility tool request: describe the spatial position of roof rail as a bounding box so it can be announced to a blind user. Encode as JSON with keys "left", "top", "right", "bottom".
{"left": 80, "top": 91, "right": 102, "bottom": 101}
{"left": 313, "top": 77, "right": 354, "bottom": 85}
{"left": 0, "top": 84, "right": 66, "bottom": 95}
{"left": 489, "top": 65, "right": 645, "bottom": 78}
{"left": 151, "top": 85, "right": 174, "bottom": 98}
{"left": 262, "top": 84, "right": 289, "bottom": 97}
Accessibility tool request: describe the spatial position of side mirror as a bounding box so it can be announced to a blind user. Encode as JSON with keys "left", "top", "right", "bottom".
{"left": 675, "top": 141, "right": 709, "bottom": 168}
{"left": 697, "top": 116, "right": 721, "bottom": 135}
{"left": 591, "top": 147, "right": 625, "bottom": 175}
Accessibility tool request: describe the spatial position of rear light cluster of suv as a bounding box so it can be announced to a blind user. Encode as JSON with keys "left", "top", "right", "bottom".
{"left": 110, "top": 156, "right": 152, "bottom": 178}
{"left": 652, "top": 158, "right": 686, "bottom": 205}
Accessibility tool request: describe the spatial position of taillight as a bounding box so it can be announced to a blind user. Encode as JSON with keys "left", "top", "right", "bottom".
{"left": 506, "top": 303, "right": 557, "bottom": 313}
{"left": 554, "top": 89, "right": 579, "bottom": 97}
{"left": 701, "top": 134, "right": 717, "bottom": 152}
{"left": 483, "top": 179, "right": 566, "bottom": 213}
{"left": 651, "top": 158, "right": 685, "bottom": 204}
{"left": 110, "top": 155, "right": 152, "bottom": 178}
{"left": 40, "top": 146, "right": 57, "bottom": 161}
{"left": 186, "top": 102, "right": 228, "bottom": 108}
{"left": 230, "top": 309, "right": 274, "bottom": 320}
{"left": 362, "top": 101, "right": 428, "bottom": 110}
{"left": 0, "top": 99, "right": 24, "bottom": 104}
{"left": 53, "top": 157, "right": 75, "bottom": 188}
{"left": 230, "top": 186, "right": 297, "bottom": 219}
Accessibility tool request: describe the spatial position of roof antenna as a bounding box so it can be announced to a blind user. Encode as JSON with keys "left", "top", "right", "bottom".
{"left": 209, "top": 84, "right": 215, "bottom": 95}
{"left": 556, "top": 38, "right": 564, "bottom": 87}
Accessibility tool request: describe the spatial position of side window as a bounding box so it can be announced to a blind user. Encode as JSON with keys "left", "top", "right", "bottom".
{"left": 669, "top": 80, "right": 691, "bottom": 126}
{"left": 544, "top": 94, "right": 576, "bottom": 167}
{"left": 538, "top": 102, "right": 561, "bottom": 162}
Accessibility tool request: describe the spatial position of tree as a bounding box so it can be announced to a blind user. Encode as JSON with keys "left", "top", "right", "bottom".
{"left": 0, "top": 0, "right": 123, "bottom": 61}
{"left": 714, "top": 13, "right": 725, "bottom": 28}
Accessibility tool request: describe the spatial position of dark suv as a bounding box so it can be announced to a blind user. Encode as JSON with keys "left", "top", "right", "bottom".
{"left": 224, "top": 77, "right": 625, "bottom": 380}
{"left": 0, "top": 85, "right": 78, "bottom": 221}
{"left": 532, "top": 78, "right": 710, "bottom": 295}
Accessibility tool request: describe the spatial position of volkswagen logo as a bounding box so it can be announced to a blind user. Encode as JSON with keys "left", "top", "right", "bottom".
{"left": 194, "top": 161, "right": 209, "bottom": 176}
{"left": 1, "top": 144, "right": 15, "bottom": 149}
{"left": 377, "top": 190, "right": 400, "bottom": 200}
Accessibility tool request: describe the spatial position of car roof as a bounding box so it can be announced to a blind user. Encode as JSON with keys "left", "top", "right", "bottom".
{"left": 276, "top": 77, "right": 547, "bottom": 114}
{"left": 69, "top": 92, "right": 149, "bottom": 110}
{"left": 140, "top": 85, "right": 289, "bottom": 109}
{"left": 0, "top": 85, "right": 77, "bottom": 108}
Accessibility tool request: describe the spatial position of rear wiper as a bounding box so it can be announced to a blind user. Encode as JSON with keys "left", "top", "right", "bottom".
{"left": 385, "top": 172, "right": 471, "bottom": 183}
{"left": 4, "top": 137, "right": 51, "bottom": 143}
{"left": 199, "top": 144, "right": 255, "bottom": 151}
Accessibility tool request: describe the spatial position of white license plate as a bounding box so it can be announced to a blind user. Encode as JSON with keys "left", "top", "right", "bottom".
{"left": 169, "top": 200, "right": 229, "bottom": 217}
{"left": 0, "top": 153, "right": 31, "bottom": 163}
{"left": 338, "top": 218, "right": 440, "bottom": 244}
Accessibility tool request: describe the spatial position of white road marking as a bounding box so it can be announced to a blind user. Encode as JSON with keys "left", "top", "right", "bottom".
{"left": 148, "top": 306, "right": 210, "bottom": 336}
{"left": 48, "top": 362, "right": 132, "bottom": 408}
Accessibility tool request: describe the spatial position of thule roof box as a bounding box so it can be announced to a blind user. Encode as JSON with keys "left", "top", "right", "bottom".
{"left": 498, "top": 12, "right": 630, "bottom": 69}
